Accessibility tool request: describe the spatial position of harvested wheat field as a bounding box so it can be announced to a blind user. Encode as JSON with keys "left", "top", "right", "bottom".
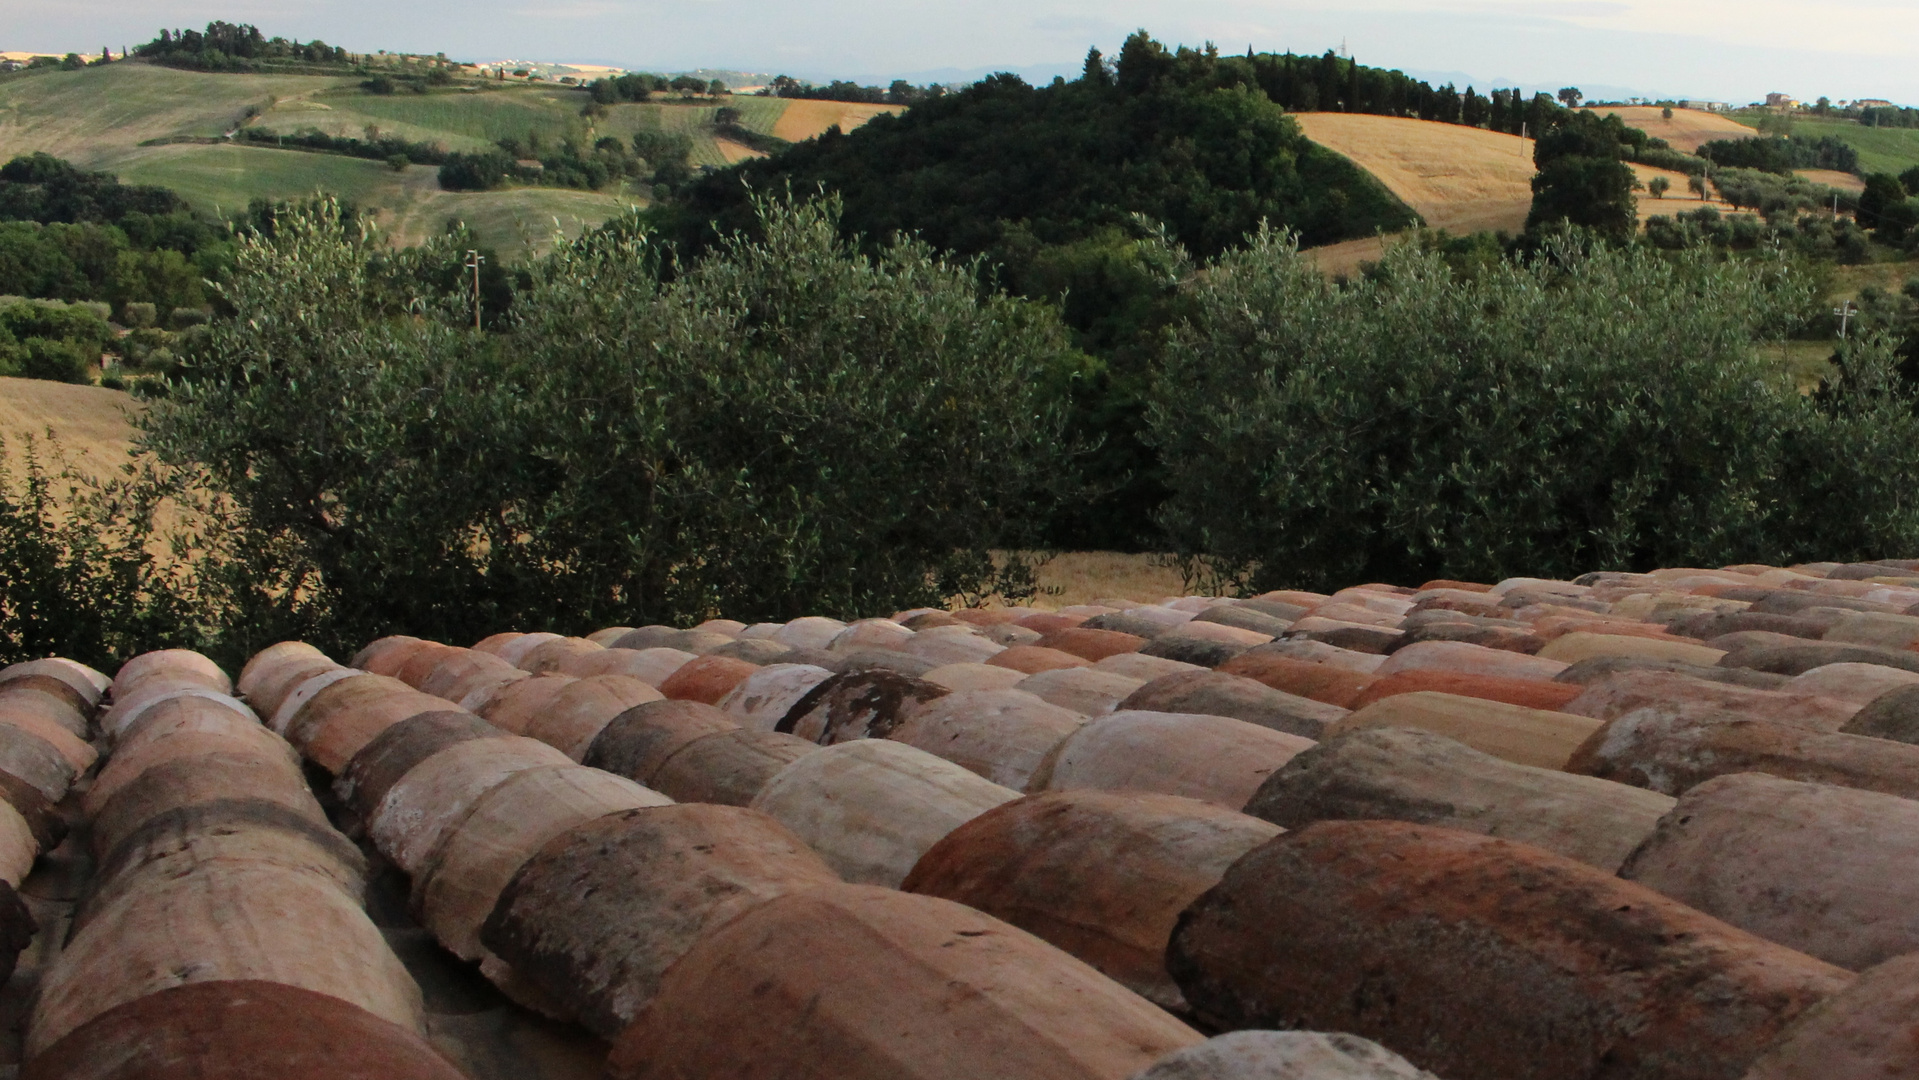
{"left": 770, "top": 100, "right": 905, "bottom": 142}
{"left": 1586, "top": 106, "right": 1756, "bottom": 153}
{"left": 0, "top": 377, "right": 140, "bottom": 487}
{"left": 1295, "top": 113, "right": 1537, "bottom": 235}
{"left": 1301, "top": 130, "right": 1742, "bottom": 275}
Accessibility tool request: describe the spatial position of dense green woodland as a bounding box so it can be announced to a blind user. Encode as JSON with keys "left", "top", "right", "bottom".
{"left": 0, "top": 155, "right": 235, "bottom": 382}
{"left": 0, "top": 154, "right": 233, "bottom": 313}
{"left": 657, "top": 37, "right": 1421, "bottom": 261}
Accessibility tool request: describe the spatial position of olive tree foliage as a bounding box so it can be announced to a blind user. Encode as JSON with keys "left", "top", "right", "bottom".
{"left": 1147, "top": 229, "right": 1919, "bottom": 592}
{"left": 138, "top": 196, "right": 1078, "bottom": 659}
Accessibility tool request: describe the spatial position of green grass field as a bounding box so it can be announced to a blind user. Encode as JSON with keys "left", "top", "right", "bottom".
{"left": 91, "top": 143, "right": 631, "bottom": 258}
{"left": 94, "top": 143, "right": 406, "bottom": 216}
{"left": 262, "top": 87, "right": 586, "bottom": 149}
{"left": 414, "top": 187, "right": 639, "bottom": 257}
{"left": 1732, "top": 113, "right": 1919, "bottom": 177}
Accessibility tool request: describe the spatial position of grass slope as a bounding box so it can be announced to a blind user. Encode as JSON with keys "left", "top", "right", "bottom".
{"left": 93, "top": 142, "right": 408, "bottom": 215}
{"left": 94, "top": 144, "right": 632, "bottom": 258}
{"left": 0, "top": 63, "right": 355, "bottom": 163}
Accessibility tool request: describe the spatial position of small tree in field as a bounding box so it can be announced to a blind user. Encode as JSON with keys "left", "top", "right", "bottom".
{"left": 1689, "top": 174, "right": 1709, "bottom": 200}
{"left": 1649, "top": 176, "right": 1671, "bottom": 199}
{"left": 1662, "top": 106, "right": 1674, "bottom": 119}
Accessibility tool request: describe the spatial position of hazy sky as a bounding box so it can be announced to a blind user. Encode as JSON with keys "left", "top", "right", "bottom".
{"left": 7, "top": 0, "right": 1918, "bottom": 105}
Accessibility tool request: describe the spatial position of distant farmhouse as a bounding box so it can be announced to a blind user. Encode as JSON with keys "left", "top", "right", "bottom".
{"left": 1681, "top": 100, "right": 1730, "bottom": 113}
{"left": 1765, "top": 92, "right": 1799, "bottom": 108}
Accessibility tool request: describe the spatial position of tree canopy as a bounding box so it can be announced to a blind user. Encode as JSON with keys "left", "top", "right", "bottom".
{"left": 134, "top": 22, "right": 350, "bottom": 71}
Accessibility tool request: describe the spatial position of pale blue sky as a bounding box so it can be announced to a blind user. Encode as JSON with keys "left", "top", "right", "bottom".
{"left": 6, "top": 0, "right": 1917, "bottom": 105}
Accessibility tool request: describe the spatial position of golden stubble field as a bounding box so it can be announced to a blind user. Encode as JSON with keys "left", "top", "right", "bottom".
{"left": 1586, "top": 106, "right": 1756, "bottom": 152}
{"left": 770, "top": 100, "right": 904, "bottom": 142}
{"left": 0, "top": 378, "right": 142, "bottom": 488}
{"left": 1796, "top": 169, "right": 1866, "bottom": 193}
{"left": 1295, "top": 113, "right": 1537, "bottom": 236}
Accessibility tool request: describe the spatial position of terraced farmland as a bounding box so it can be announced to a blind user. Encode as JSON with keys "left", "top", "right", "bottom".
{"left": 10, "top": 558, "right": 1919, "bottom": 1076}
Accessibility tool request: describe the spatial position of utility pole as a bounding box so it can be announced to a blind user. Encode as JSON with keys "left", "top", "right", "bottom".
{"left": 1832, "top": 191, "right": 1840, "bottom": 221}
{"left": 1834, "top": 300, "right": 1858, "bottom": 339}
{"left": 465, "top": 250, "right": 485, "bottom": 331}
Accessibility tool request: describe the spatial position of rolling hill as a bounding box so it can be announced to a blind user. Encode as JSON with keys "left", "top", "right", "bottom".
{"left": 0, "top": 61, "right": 899, "bottom": 258}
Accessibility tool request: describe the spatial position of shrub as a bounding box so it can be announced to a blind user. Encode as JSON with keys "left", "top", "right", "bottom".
{"left": 0, "top": 300, "right": 109, "bottom": 381}
{"left": 1633, "top": 145, "right": 1706, "bottom": 174}
{"left": 1698, "top": 135, "right": 1859, "bottom": 175}
{"left": 138, "top": 196, "right": 1081, "bottom": 655}
{"left": 1861, "top": 174, "right": 1911, "bottom": 232}
{"left": 1880, "top": 199, "right": 1919, "bottom": 243}
{"left": 1714, "top": 168, "right": 1857, "bottom": 217}
{"left": 0, "top": 441, "right": 215, "bottom": 669}
{"left": 437, "top": 150, "right": 517, "bottom": 191}
{"left": 1147, "top": 229, "right": 1919, "bottom": 591}
{"left": 20, "top": 337, "right": 91, "bottom": 382}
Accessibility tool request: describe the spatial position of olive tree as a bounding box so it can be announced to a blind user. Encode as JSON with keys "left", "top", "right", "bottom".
{"left": 1147, "top": 228, "right": 1919, "bottom": 592}
{"left": 140, "top": 196, "right": 1080, "bottom": 657}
